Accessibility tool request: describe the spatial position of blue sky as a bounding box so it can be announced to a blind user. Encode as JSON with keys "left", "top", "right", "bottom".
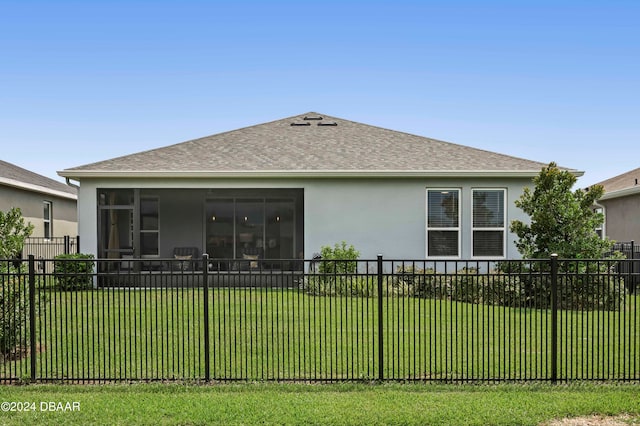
{"left": 1, "top": 0, "right": 638, "bottom": 187}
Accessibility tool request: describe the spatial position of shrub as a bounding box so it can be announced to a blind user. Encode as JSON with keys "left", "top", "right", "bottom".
{"left": 394, "top": 264, "right": 625, "bottom": 311}
{"left": 54, "top": 253, "right": 95, "bottom": 290}
{"left": 303, "top": 242, "right": 368, "bottom": 296}
{"left": 303, "top": 275, "right": 377, "bottom": 297}
{"left": 392, "top": 265, "right": 442, "bottom": 298}
{"left": 318, "top": 241, "right": 360, "bottom": 275}
{"left": 0, "top": 269, "right": 29, "bottom": 356}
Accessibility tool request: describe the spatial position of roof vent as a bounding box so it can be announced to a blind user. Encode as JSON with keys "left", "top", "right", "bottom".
{"left": 290, "top": 115, "right": 337, "bottom": 126}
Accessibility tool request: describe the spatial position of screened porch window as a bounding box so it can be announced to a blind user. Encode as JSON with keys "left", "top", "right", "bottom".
{"left": 140, "top": 198, "right": 159, "bottom": 256}
{"left": 472, "top": 189, "right": 505, "bottom": 257}
{"left": 427, "top": 189, "right": 460, "bottom": 257}
{"left": 97, "top": 189, "right": 134, "bottom": 260}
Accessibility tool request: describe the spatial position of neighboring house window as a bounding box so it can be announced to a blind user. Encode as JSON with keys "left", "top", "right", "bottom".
{"left": 594, "top": 207, "right": 604, "bottom": 239}
{"left": 427, "top": 189, "right": 460, "bottom": 257}
{"left": 43, "top": 201, "right": 52, "bottom": 239}
{"left": 472, "top": 189, "right": 506, "bottom": 257}
{"left": 140, "top": 198, "right": 160, "bottom": 257}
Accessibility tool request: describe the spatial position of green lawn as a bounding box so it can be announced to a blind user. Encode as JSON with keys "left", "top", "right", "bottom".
{"left": 0, "top": 383, "right": 638, "bottom": 425}
{"left": 2, "top": 288, "right": 639, "bottom": 382}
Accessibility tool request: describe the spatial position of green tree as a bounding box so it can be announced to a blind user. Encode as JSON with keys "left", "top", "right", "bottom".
{"left": 510, "top": 162, "right": 613, "bottom": 259}
{"left": 0, "top": 207, "right": 34, "bottom": 260}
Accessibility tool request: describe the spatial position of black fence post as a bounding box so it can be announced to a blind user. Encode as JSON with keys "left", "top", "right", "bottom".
{"left": 631, "top": 240, "right": 636, "bottom": 294}
{"left": 550, "top": 253, "right": 559, "bottom": 384}
{"left": 76, "top": 235, "right": 80, "bottom": 254}
{"left": 28, "top": 255, "right": 36, "bottom": 382}
{"left": 63, "top": 235, "right": 70, "bottom": 255}
{"left": 377, "top": 254, "right": 384, "bottom": 381}
{"left": 202, "top": 253, "right": 210, "bottom": 381}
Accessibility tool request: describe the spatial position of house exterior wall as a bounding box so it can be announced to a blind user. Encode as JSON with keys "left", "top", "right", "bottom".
{"left": 600, "top": 194, "right": 640, "bottom": 242}
{"left": 303, "top": 177, "right": 530, "bottom": 259}
{"left": 76, "top": 176, "right": 532, "bottom": 260}
{"left": 0, "top": 184, "right": 77, "bottom": 238}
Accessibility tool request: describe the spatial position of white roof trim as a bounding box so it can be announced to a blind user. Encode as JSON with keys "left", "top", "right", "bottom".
{"left": 0, "top": 177, "right": 77, "bottom": 200}
{"left": 600, "top": 185, "right": 640, "bottom": 200}
{"left": 59, "top": 169, "right": 583, "bottom": 179}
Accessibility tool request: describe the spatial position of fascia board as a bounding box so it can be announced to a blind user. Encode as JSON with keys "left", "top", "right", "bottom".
{"left": 600, "top": 186, "right": 640, "bottom": 200}
{"left": 58, "top": 169, "right": 576, "bottom": 179}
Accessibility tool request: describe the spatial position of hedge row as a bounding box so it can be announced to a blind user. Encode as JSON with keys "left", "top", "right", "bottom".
{"left": 302, "top": 266, "right": 626, "bottom": 312}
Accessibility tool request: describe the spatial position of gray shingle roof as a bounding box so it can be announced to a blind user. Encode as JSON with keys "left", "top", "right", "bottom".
{"left": 60, "top": 112, "right": 569, "bottom": 178}
{"left": 595, "top": 167, "right": 640, "bottom": 195}
{"left": 1, "top": 160, "right": 77, "bottom": 198}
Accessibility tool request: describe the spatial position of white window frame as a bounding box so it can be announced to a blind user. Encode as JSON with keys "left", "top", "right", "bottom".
{"left": 594, "top": 207, "right": 604, "bottom": 239}
{"left": 471, "top": 188, "right": 506, "bottom": 259}
{"left": 426, "top": 188, "right": 461, "bottom": 259}
{"left": 43, "top": 200, "right": 52, "bottom": 240}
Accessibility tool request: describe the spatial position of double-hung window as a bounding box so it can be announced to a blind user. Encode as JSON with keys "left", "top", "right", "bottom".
{"left": 427, "top": 189, "right": 460, "bottom": 257}
{"left": 593, "top": 207, "right": 604, "bottom": 239}
{"left": 43, "top": 201, "right": 52, "bottom": 239}
{"left": 472, "top": 189, "right": 505, "bottom": 257}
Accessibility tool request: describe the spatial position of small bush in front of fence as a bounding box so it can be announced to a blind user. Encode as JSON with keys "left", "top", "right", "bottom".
{"left": 53, "top": 253, "right": 95, "bottom": 290}
{"left": 0, "top": 270, "right": 29, "bottom": 356}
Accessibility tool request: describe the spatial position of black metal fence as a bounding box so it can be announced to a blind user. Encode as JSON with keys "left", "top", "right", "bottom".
{"left": 1, "top": 255, "right": 638, "bottom": 383}
{"left": 612, "top": 241, "right": 639, "bottom": 294}
{"left": 22, "top": 236, "right": 79, "bottom": 260}
{"left": 612, "top": 241, "right": 640, "bottom": 258}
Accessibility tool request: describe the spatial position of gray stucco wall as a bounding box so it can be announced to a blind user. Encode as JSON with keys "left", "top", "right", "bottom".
{"left": 304, "top": 177, "right": 530, "bottom": 259}
{"left": 76, "top": 177, "right": 532, "bottom": 260}
{"left": 600, "top": 195, "right": 640, "bottom": 242}
{"left": 0, "top": 185, "right": 77, "bottom": 238}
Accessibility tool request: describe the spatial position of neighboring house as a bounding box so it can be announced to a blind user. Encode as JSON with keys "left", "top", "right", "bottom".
{"left": 1, "top": 160, "right": 77, "bottom": 240}
{"left": 592, "top": 167, "right": 640, "bottom": 243}
{"left": 58, "top": 112, "right": 581, "bottom": 268}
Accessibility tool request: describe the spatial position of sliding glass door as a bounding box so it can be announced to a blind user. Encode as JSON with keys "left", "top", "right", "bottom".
{"left": 206, "top": 197, "right": 297, "bottom": 265}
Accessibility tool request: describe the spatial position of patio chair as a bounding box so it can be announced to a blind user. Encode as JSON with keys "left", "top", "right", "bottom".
{"left": 171, "top": 246, "right": 201, "bottom": 271}
{"left": 239, "top": 246, "right": 263, "bottom": 271}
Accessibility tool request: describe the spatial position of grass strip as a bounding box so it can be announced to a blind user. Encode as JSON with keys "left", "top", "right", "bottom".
{"left": 0, "top": 383, "right": 639, "bottom": 425}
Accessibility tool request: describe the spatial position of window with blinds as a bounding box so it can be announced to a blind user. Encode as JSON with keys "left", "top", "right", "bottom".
{"left": 427, "top": 189, "right": 460, "bottom": 257}
{"left": 472, "top": 189, "right": 505, "bottom": 257}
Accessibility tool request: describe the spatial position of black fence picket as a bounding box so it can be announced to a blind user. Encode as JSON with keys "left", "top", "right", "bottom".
{"left": 21, "top": 236, "right": 80, "bottom": 265}
{"left": 0, "top": 255, "right": 638, "bottom": 383}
